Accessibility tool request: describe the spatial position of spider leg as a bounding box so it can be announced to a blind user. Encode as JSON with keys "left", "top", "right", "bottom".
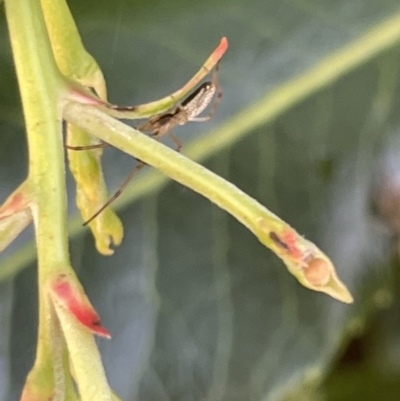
{"left": 83, "top": 159, "right": 146, "bottom": 226}
{"left": 65, "top": 142, "right": 110, "bottom": 151}
{"left": 166, "top": 131, "right": 183, "bottom": 152}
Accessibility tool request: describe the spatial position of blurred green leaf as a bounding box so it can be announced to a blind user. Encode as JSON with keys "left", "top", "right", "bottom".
{"left": 2, "top": 0, "right": 400, "bottom": 400}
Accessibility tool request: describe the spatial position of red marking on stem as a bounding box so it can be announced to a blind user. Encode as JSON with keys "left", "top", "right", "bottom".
{"left": 0, "top": 191, "right": 27, "bottom": 219}
{"left": 9, "top": 192, "right": 23, "bottom": 212}
{"left": 213, "top": 37, "right": 229, "bottom": 60}
{"left": 68, "top": 84, "right": 107, "bottom": 106}
{"left": 52, "top": 276, "right": 111, "bottom": 338}
{"left": 281, "top": 229, "right": 303, "bottom": 259}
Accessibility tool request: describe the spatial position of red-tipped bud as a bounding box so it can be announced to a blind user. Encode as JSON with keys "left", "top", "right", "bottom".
{"left": 0, "top": 186, "right": 30, "bottom": 220}
{"left": 50, "top": 274, "right": 111, "bottom": 338}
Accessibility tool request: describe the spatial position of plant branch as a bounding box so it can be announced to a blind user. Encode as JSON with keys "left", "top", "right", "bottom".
{"left": 5, "top": 0, "right": 70, "bottom": 397}
{"left": 5, "top": 0, "right": 113, "bottom": 399}
{"left": 64, "top": 101, "right": 353, "bottom": 303}
{"left": 5, "top": 0, "right": 67, "bottom": 270}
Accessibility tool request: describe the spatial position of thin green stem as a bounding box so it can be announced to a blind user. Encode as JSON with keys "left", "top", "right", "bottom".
{"left": 55, "top": 305, "right": 112, "bottom": 401}
{"left": 5, "top": 0, "right": 68, "bottom": 383}
{"left": 64, "top": 101, "right": 353, "bottom": 303}
{"left": 5, "top": 0, "right": 68, "bottom": 271}
{"left": 64, "top": 102, "right": 277, "bottom": 234}
{"left": 5, "top": 0, "right": 113, "bottom": 399}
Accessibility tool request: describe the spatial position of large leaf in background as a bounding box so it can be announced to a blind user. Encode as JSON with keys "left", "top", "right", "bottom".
{"left": 2, "top": 0, "right": 400, "bottom": 400}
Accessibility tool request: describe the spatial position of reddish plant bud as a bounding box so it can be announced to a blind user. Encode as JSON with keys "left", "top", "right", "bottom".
{"left": 50, "top": 274, "right": 111, "bottom": 338}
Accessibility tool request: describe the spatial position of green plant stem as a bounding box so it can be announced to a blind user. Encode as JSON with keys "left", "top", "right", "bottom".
{"left": 64, "top": 101, "right": 353, "bottom": 303}
{"left": 55, "top": 305, "right": 113, "bottom": 401}
{"left": 5, "top": 0, "right": 68, "bottom": 379}
{"left": 5, "top": 0, "right": 67, "bottom": 274}
{"left": 5, "top": 1, "right": 113, "bottom": 399}
{"left": 64, "top": 102, "right": 283, "bottom": 239}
